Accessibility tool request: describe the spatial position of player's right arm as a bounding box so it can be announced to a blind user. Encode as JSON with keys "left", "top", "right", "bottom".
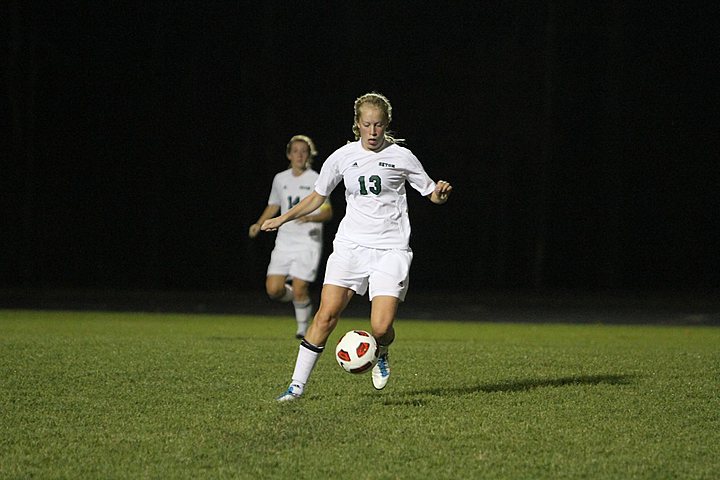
{"left": 249, "top": 204, "right": 280, "bottom": 238}
{"left": 261, "top": 191, "right": 327, "bottom": 232}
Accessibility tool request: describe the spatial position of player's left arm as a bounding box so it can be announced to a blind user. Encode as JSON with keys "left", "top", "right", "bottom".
{"left": 427, "top": 180, "right": 453, "bottom": 204}
{"left": 404, "top": 150, "right": 452, "bottom": 205}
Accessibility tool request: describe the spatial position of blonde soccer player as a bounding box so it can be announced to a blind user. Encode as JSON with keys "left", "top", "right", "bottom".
{"left": 262, "top": 94, "right": 452, "bottom": 401}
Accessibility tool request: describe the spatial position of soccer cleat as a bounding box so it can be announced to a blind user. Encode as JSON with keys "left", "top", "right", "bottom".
{"left": 372, "top": 352, "right": 390, "bottom": 390}
{"left": 295, "top": 322, "right": 308, "bottom": 339}
{"left": 276, "top": 383, "right": 303, "bottom": 402}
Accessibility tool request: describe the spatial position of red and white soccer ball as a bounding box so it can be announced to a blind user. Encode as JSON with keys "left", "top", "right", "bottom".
{"left": 335, "top": 330, "right": 378, "bottom": 374}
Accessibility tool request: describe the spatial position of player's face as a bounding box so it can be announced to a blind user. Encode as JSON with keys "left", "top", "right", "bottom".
{"left": 287, "top": 141, "right": 311, "bottom": 170}
{"left": 356, "top": 106, "right": 387, "bottom": 151}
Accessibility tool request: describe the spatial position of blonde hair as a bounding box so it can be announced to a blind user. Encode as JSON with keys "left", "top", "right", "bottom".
{"left": 352, "top": 92, "right": 401, "bottom": 144}
{"left": 286, "top": 134, "right": 318, "bottom": 167}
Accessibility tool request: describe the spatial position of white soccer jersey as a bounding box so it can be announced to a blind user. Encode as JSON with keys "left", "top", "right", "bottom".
{"left": 268, "top": 168, "right": 325, "bottom": 251}
{"left": 315, "top": 141, "right": 436, "bottom": 250}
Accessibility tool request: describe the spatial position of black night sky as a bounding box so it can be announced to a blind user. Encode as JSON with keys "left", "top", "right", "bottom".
{"left": 3, "top": 2, "right": 718, "bottom": 296}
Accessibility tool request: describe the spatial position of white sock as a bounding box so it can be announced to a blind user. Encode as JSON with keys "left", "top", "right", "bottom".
{"left": 278, "top": 284, "right": 293, "bottom": 303}
{"left": 293, "top": 300, "right": 312, "bottom": 334}
{"left": 290, "top": 340, "right": 324, "bottom": 392}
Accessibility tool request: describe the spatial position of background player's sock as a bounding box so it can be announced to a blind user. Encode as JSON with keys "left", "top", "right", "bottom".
{"left": 293, "top": 299, "right": 312, "bottom": 337}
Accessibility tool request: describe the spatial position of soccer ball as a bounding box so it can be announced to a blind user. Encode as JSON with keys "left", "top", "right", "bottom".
{"left": 335, "top": 330, "right": 378, "bottom": 374}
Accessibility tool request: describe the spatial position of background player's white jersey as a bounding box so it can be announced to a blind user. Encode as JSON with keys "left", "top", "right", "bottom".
{"left": 269, "top": 168, "right": 324, "bottom": 251}
{"left": 315, "top": 141, "right": 436, "bottom": 250}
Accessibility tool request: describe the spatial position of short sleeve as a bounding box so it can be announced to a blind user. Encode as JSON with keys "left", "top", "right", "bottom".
{"left": 267, "top": 173, "right": 282, "bottom": 206}
{"left": 314, "top": 152, "right": 343, "bottom": 197}
{"left": 405, "top": 151, "right": 436, "bottom": 197}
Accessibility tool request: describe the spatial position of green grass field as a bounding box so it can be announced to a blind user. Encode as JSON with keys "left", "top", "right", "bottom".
{"left": 1, "top": 309, "right": 718, "bottom": 479}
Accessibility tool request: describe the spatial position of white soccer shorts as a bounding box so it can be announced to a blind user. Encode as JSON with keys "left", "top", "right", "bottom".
{"left": 267, "top": 246, "right": 321, "bottom": 282}
{"left": 323, "top": 240, "right": 413, "bottom": 301}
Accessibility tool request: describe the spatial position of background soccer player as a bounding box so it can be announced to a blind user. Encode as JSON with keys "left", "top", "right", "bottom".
{"left": 249, "top": 135, "right": 333, "bottom": 338}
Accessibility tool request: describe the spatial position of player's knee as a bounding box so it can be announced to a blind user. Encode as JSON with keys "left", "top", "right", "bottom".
{"left": 313, "top": 310, "right": 339, "bottom": 333}
{"left": 266, "top": 285, "right": 286, "bottom": 299}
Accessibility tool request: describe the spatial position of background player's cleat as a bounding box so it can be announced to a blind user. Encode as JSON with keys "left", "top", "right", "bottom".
{"left": 372, "top": 352, "right": 390, "bottom": 390}
{"left": 276, "top": 384, "right": 302, "bottom": 402}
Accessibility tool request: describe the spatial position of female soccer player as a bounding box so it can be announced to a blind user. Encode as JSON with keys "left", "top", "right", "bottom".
{"left": 249, "top": 135, "right": 333, "bottom": 338}
{"left": 262, "top": 93, "right": 453, "bottom": 401}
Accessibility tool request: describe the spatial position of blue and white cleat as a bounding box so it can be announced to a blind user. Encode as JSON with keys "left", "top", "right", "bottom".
{"left": 372, "top": 352, "right": 390, "bottom": 390}
{"left": 276, "top": 384, "right": 302, "bottom": 402}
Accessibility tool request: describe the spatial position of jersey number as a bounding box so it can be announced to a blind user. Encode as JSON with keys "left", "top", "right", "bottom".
{"left": 358, "top": 175, "right": 381, "bottom": 195}
{"left": 287, "top": 196, "right": 300, "bottom": 209}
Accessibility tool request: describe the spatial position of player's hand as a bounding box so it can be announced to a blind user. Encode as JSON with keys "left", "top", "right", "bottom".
{"left": 434, "top": 180, "right": 453, "bottom": 203}
{"left": 261, "top": 218, "right": 282, "bottom": 232}
{"left": 248, "top": 223, "right": 260, "bottom": 238}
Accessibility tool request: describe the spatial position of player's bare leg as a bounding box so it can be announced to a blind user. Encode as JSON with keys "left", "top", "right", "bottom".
{"left": 304, "top": 285, "right": 354, "bottom": 346}
{"left": 265, "top": 275, "right": 293, "bottom": 302}
{"left": 370, "top": 295, "right": 398, "bottom": 390}
{"left": 277, "top": 285, "right": 354, "bottom": 401}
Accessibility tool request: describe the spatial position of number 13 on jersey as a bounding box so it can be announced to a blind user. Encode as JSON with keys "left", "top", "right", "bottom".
{"left": 358, "top": 175, "right": 382, "bottom": 195}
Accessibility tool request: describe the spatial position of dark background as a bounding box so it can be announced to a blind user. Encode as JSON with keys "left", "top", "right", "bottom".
{"left": 3, "top": 2, "right": 718, "bottom": 304}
